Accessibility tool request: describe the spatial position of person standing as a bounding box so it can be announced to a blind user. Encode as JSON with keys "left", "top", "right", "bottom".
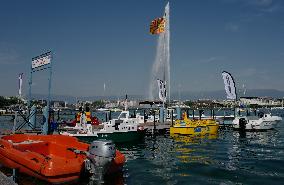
{"left": 85, "top": 106, "right": 92, "bottom": 124}
{"left": 76, "top": 107, "right": 83, "bottom": 125}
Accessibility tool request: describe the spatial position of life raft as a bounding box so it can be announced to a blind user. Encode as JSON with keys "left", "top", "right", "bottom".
{"left": 0, "top": 134, "right": 125, "bottom": 184}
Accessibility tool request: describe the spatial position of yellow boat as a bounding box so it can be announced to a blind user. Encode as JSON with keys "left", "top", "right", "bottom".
{"left": 170, "top": 112, "right": 219, "bottom": 135}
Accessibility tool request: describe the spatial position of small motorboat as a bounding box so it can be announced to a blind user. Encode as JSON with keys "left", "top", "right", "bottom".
{"left": 0, "top": 134, "right": 125, "bottom": 184}
{"left": 60, "top": 110, "right": 146, "bottom": 143}
{"left": 170, "top": 112, "right": 219, "bottom": 135}
{"left": 232, "top": 112, "right": 282, "bottom": 131}
{"left": 261, "top": 113, "right": 282, "bottom": 123}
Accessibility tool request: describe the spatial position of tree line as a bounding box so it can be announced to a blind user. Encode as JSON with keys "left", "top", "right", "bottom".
{"left": 0, "top": 96, "right": 23, "bottom": 108}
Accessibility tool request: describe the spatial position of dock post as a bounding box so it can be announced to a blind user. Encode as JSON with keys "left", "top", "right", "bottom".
{"left": 154, "top": 110, "right": 156, "bottom": 133}
{"left": 143, "top": 109, "right": 146, "bottom": 123}
{"left": 42, "top": 106, "right": 49, "bottom": 134}
{"left": 159, "top": 107, "right": 164, "bottom": 123}
{"left": 12, "top": 168, "right": 18, "bottom": 183}
{"left": 171, "top": 110, "right": 174, "bottom": 126}
{"left": 57, "top": 109, "right": 60, "bottom": 121}
{"left": 29, "top": 105, "right": 37, "bottom": 130}
{"left": 109, "top": 111, "right": 112, "bottom": 120}
{"left": 176, "top": 107, "right": 181, "bottom": 120}
{"left": 12, "top": 111, "right": 17, "bottom": 134}
{"left": 186, "top": 109, "right": 189, "bottom": 119}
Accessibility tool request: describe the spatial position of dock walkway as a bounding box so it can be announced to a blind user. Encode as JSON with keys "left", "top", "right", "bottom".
{"left": 0, "top": 171, "right": 16, "bottom": 185}
{"left": 139, "top": 121, "right": 171, "bottom": 134}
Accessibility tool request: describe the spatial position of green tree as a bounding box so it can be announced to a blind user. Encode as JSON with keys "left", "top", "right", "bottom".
{"left": 0, "top": 96, "right": 23, "bottom": 108}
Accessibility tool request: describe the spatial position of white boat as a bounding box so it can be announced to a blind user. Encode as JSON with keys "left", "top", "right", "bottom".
{"left": 262, "top": 113, "right": 282, "bottom": 122}
{"left": 232, "top": 113, "right": 282, "bottom": 131}
{"left": 60, "top": 110, "right": 146, "bottom": 143}
{"left": 135, "top": 113, "right": 159, "bottom": 124}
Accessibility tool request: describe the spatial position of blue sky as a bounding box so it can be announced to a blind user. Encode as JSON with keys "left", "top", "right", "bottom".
{"left": 0, "top": 0, "right": 283, "bottom": 98}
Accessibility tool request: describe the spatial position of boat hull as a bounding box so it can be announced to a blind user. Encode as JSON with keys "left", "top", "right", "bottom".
{"left": 170, "top": 124, "right": 219, "bottom": 135}
{"left": 0, "top": 134, "right": 125, "bottom": 184}
{"left": 76, "top": 130, "right": 146, "bottom": 143}
{"left": 232, "top": 116, "right": 279, "bottom": 131}
{"left": 232, "top": 121, "right": 276, "bottom": 130}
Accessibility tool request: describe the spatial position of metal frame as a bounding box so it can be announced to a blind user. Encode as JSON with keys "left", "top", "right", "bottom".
{"left": 28, "top": 51, "right": 53, "bottom": 134}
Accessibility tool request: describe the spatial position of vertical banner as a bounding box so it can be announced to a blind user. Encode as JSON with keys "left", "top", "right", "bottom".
{"left": 157, "top": 79, "right": 167, "bottom": 102}
{"left": 221, "top": 71, "right": 237, "bottom": 100}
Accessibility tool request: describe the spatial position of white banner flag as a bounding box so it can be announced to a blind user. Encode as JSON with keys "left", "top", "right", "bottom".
{"left": 221, "top": 71, "right": 237, "bottom": 100}
{"left": 157, "top": 79, "right": 167, "bottom": 102}
{"left": 18, "top": 73, "right": 23, "bottom": 96}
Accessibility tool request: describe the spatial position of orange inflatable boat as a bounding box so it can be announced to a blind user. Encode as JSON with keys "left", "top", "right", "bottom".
{"left": 0, "top": 134, "right": 125, "bottom": 184}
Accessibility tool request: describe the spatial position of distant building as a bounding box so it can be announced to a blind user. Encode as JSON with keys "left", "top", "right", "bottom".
{"left": 51, "top": 101, "right": 66, "bottom": 109}
{"left": 239, "top": 97, "right": 282, "bottom": 106}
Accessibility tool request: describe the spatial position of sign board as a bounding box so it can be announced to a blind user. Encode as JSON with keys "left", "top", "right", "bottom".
{"left": 32, "top": 52, "right": 51, "bottom": 69}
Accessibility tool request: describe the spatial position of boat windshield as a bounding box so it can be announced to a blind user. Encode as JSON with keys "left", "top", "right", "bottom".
{"left": 119, "top": 113, "right": 127, "bottom": 119}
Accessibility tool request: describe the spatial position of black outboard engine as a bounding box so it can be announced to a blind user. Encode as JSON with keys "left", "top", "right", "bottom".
{"left": 239, "top": 118, "right": 247, "bottom": 131}
{"left": 85, "top": 140, "right": 116, "bottom": 183}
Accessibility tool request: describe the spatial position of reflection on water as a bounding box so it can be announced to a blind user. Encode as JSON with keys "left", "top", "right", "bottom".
{"left": 170, "top": 134, "right": 217, "bottom": 165}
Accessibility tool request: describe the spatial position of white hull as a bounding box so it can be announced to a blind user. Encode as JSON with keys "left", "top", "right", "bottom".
{"left": 60, "top": 110, "right": 142, "bottom": 136}
{"left": 233, "top": 119, "right": 275, "bottom": 130}
{"left": 262, "top": 113, "right": 282, "bottom": 122}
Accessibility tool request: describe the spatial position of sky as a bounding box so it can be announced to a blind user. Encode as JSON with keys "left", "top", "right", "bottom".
{"left": 0, "top": 0, "right": 284, "bottom": 98}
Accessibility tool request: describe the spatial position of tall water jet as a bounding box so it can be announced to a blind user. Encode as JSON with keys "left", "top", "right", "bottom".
{"left": 148, "top": 2, "right": 170, "bottom": 103}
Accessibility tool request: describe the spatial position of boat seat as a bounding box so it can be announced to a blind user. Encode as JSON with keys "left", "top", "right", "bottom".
{"left": 13, "top": 141, "right": 50, "bottom": 155}
{"left": 12, "top": 141, "right": 78, "bottom": 159}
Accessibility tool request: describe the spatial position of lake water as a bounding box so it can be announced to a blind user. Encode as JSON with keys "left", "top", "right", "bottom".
{"left": 0, "top": 109, "right": 283, "bottom": 185}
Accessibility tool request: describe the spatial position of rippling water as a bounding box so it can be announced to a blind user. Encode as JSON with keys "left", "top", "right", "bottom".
{"left": 0, "top": 110, "right": 284, "bottom": 185}
{"left": 117, "top": 125, "right": 284, "bottom": 185}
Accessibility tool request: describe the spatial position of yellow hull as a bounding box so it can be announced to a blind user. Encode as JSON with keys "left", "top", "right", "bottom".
{"left": 170, "top": 118, "right": 219, "bottom": 135}
{"left": 170, "top": 124, "right": 219, "bottom": 135}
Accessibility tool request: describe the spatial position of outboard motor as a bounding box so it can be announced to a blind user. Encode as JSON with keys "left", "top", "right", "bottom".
{"left": 239, "top": 118, "right": 247, "bottom": 131}
{"left": 85, "top": 140, "right": 116, "bottom": 183}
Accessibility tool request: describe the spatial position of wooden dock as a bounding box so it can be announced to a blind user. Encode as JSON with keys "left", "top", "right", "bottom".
{"left": 139, "top": 121, "right": 171, "bottom": 134}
